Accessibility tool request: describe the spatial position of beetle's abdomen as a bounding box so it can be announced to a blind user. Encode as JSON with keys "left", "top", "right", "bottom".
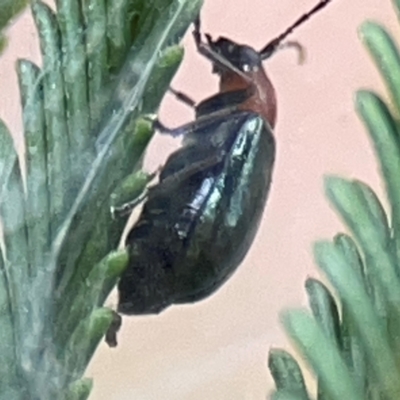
{"left": 118, "top": 112, "right": 275, "bottom": 315}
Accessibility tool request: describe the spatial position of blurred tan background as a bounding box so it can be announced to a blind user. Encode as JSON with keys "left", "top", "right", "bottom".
{"left": 0, "top": 0, "right": 396, "bottom": 399}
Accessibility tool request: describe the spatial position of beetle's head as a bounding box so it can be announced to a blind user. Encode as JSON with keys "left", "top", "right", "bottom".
{"left": 193, "top": 0, "right": 333, "bottom": 77}
{"left": 206, "top": 36, "right": 263, "bottom": 75}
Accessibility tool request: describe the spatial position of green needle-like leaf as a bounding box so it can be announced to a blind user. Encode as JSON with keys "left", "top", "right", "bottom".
{"left": 314, "top": 240, "right": 400, "bottom": 398}
{"left": 64, "top": 307, "right": 115, "bottom": 378}
{"left": 282, "top": 309, "right": 364, "bottom": 400}
{"left": 355, "top": 90, "right": 400, "bottom": 238}
{"left": 270, "top": 389, "right": 309, "bottom": 400}
{"left": 0, "top": 120, "right": 17, "bottom": 201}
{"left": 56, "top": 250, "right": 128, "bottom": 348}
{"left": 82, "top": 0, "right": 107, "bottom": 126}
{"left": 106, "top": 0, "right": 131, "bottom": 71}
{"left": 305, "top": 278, "right": 341, "bottom": 349}
{"left": 0, "top": 125, "right": 21, "bottom": 395}
{"left": 324, "top": 177, "right": 400, "bottom": 308}
{"left": 17, "top": 59, "right": 50, "bottom": 275}
{"left": 31, "top": 0, "right": 70, "bottom": 235}
{"left": 333, "top": 235, "right": 368, "bottom": 393}
{"left": 268, "top": 349, "right": 309, "bottom": 398}
{"left": 56, "top": 0, "right": 91, "bottom": 168}
{"left": 65, "top": 378, "right": 93, "bottom": 400}
{"left": 0, "top": 0, "right": 29, "bottom": 54}
{"left": 360, "top": 21, "right": 400, "bottom": 115}
{"left": 0, "top": 0, "right": 28, "bottom": 29}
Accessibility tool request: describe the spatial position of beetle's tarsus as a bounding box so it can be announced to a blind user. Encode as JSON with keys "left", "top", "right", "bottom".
{"left": 105, "top": 311, "right": 123, "bottom": 348}
{"left": 111, "top": 191, "right": 148, "bottom": 218}
{"left": 169, "top": 87, "right": 196, "bottom": 108}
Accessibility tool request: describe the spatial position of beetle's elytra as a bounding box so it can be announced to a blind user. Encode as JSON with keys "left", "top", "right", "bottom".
{"left": 114, "top": 1, "right": 333, "bottom": 319}
{"left": 118, "top": 111, "right": 275, "bottom": 316}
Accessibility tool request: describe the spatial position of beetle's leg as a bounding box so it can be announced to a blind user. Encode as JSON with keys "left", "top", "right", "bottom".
{"left": 105, "top": 311, "right": 122, "bottom": 347}
{"left": 110, "top": 167, "right": 160, "bottom": 219}
{"left": 153, "top": 118, "right": 186, "bottom": 137}
{"left": 111, "top": 190, "right": 148, "bottom": 218}
{"left": 146, "top": 107, "right": 246, "bottom": 139}
{"left": 193, "top": 16, "right": 202, "bottom": 48}
{"left": 142, "top": 115, "right": 182, "bottom": 137}
{"left": 168, "top": 87, "right": 196, "bottom": 108}
{"left": 111, "top": 167, "right": 161, "bottom": 218}
{"left": 152, "top": 152, "right": 225, "bottom": 195}
{"left": 144, "top": 114, "right": 208, "bottom": 138}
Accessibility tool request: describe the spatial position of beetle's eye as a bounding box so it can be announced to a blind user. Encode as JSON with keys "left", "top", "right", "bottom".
{"left": 242, "top": 63, "right": 260, "bottom": 73}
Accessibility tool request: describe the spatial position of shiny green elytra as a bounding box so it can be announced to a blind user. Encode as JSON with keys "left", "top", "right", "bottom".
{"left": 118, "top": 110, "right": 275, "bottom": 314}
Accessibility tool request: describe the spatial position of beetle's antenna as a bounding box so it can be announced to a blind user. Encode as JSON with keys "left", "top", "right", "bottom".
{"left": 259, "top": 0, "right": 332, "bottom": 60}
{"left": 277, "top": 41, "right": 306, "bottom": 64}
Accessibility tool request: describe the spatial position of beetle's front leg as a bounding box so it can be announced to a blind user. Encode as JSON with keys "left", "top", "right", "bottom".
{"left": 146, "top": 107, "right": 242, "bottom": 139}
{"left": 143, "top": 115, "right": 187, "bottom": 137}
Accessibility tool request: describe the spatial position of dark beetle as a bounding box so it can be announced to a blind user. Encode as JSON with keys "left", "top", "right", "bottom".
{"left": 119, "top": 112, "right": 274, "bottom": 316}
{"left": 117, "top": 1, "right": 333, "bottom": 316}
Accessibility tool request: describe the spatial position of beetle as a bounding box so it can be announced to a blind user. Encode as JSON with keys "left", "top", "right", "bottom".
{"left": 113, "top": 0, "right": 333, "bottom": 323}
